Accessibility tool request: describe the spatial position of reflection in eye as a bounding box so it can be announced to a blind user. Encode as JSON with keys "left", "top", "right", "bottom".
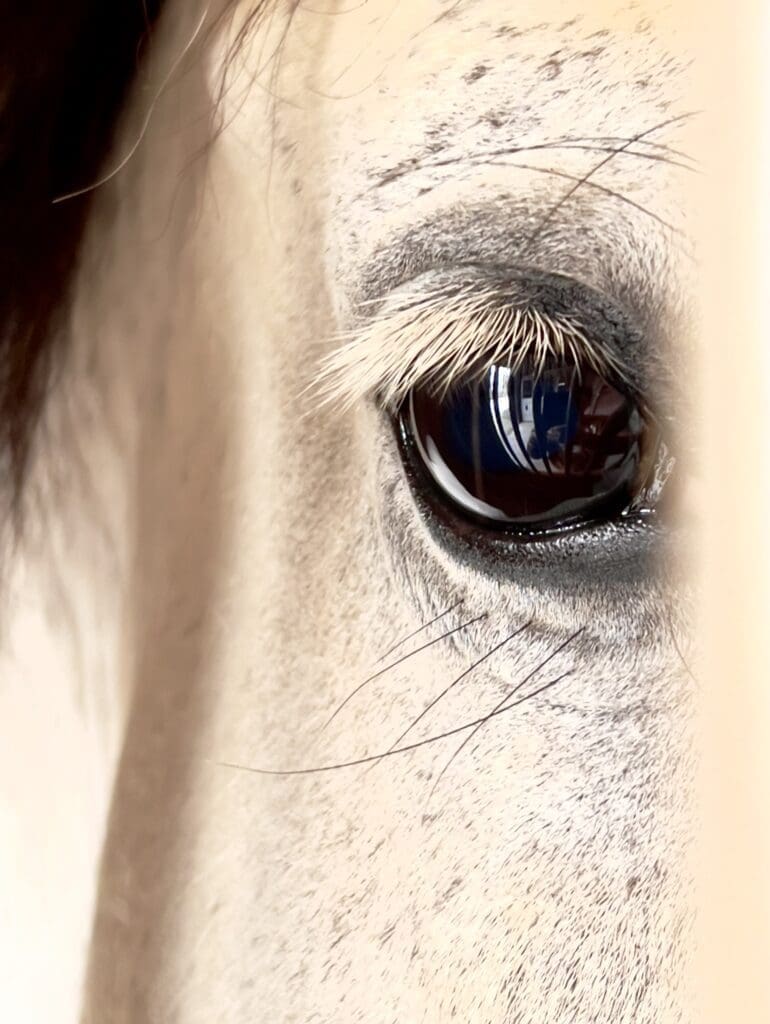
{"left": 401, "top": 355, "right": 662, "bottom": 537}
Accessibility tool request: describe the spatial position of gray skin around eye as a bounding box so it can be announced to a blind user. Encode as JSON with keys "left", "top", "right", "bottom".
{"left": 373, "top": 398, "right": 688, "bottom": 651}
{"left": 356, "top": 214, "right": 691, "bottom": 406}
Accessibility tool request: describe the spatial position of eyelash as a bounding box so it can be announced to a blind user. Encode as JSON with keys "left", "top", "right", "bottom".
{"left": 317, "top": 264, "right": 655, "bottom": 424}
{"left": 319, "top": 264, "right": 676, "bottom": 549}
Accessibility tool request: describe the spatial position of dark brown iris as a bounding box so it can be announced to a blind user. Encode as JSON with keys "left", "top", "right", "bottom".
{"left": 401, "top": 358, "right": 657, "bottom": 535}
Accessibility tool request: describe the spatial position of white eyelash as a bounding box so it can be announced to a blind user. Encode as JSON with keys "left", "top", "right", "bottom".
{"left": 315, "top": 284, "right": 631, "bottom": 411}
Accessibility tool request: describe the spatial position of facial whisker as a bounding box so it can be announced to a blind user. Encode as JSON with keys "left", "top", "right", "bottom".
{"left": 484, "top": 159, "right": 684, "bottom": 238}
{"left": 213, "top": 671, "right": 574, "bottom": 778}
{"left": 382, "top": 619, "right": 533, "bottom": 756}
{"left": 376, "top": 599, "right": 463, "bottom": 663}
{"left": 467, "top": 139, "right": 699, "bottom": 176}
{"left": 527, "top": 111, "right": 699, "bottom": 243}
{"left": 371, "top": 128, "right": 699, "bottom": 192}
{"left": 532, "top": 143, "right": 698, "bottom": 174}
{"left": 578, "top": 134, "right": 699, "bottom": 164}
{"left": 320, "top": 611, "right": 487, "bottom": 731}
{"left": 427, "top": 628, "right": 585, "bottom": 799}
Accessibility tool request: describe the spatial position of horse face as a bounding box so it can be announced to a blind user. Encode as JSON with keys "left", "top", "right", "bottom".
{"left": 13, "top": 2, "right": 699, "bottom": 1021}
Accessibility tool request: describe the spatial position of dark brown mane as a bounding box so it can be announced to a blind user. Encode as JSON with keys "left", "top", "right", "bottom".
{"left": 0, "top": 1, "right": 167, "bottom": 509}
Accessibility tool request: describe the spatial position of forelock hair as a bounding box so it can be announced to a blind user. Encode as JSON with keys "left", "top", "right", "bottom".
{"left": 0, "top": 0, "right": 284, "bottom": 521}
{"left": 0, "top": 1, "right": 170, "bottom": 516}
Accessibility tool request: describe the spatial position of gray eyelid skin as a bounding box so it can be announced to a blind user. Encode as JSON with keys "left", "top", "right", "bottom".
{"left": 352, "top": 194, "right": 690, "bottom": 327}
{"left": 360, "top": 262, "right": 651, "bottom": 396}
{"left": 350, "top": 200, "right": 693, "bottom": 414}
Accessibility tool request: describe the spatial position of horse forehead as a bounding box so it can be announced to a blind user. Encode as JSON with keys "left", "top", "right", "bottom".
{"left": 228, "top": 0, "right": 694, "bottom": 316}
{"left": 303, "top": 0, "right": 690, "bottom": 168}
{"left": 223, "top": 0, "right": 690, "bottom": 171}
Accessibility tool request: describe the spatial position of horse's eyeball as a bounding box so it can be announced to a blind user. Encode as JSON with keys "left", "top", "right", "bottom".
{"left": 398, "top": 356, "right": 663, "bottom": 540}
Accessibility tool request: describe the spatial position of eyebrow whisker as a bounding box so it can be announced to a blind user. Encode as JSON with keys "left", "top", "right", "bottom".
{"left": 320, "top": 610, "right": 487, "bottom": 731}
{"left": 578, "top": 134, "right": 699, "bottom": 164}
{"left": 371, "top": 124, "right": 699, "bottom": 192}
{"left": 527, "top": 111, "right": 700, "bottom": 243}
{"left": 484, "top": 159, "right": 684, "bottom": 238}
{"left": 561, "top": 134, "right": 700, "bottom": 165}
{"left": 545, "top": 143, "right": 699, "bottom": 174}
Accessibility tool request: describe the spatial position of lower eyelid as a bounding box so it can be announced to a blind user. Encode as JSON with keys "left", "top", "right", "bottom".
{"left": 373, "top": 442, "right": 674, "bottom": 687}
{"left": 368, "top": 405, "right": 683, "bottom": 672}
{"left": 386, "top": 404, "right": 663, "bottom": 570}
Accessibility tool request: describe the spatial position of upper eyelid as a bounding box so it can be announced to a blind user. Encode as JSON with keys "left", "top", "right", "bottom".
{"left": 315, "top": 266, "right": 639, "bottom": 412}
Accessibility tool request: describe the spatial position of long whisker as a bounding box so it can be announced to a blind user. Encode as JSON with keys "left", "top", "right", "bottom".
{"left": 469, "top": 138, "right": 698, "bottom": 175}
{"left": 427, "top": 628, "right": 585, "bottom": 799}
{"left": 377, "top": 599, "right": 463, "bottom": 663}
{"left": 383, "top": 619, "right": 533, "bottom": 754}
{"left": 372, "top": 127, "right": 699, "bottom": 191}
{"left": 485, "top": 160, "right": 682, "bottom": 237}
{"left": 427, "top": 668, "right": 575, "bottom": 804}
{"left": 527, "top": 111, "right": 699, "bottom": 242}
{"left": 543, "top": 144, "right": 699, "bottom": 174}
{"left": 580, "top": 134, "right": 698, "bottom": 163}
{"left": 214, "top": 670, "right": 574, "bottom": 778}
{"left": 321, "top": 611, "right": 487, "bottom": 731}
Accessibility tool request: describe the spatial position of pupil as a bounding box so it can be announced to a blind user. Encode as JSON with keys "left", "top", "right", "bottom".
{"left": 405, "top": 358, "right": 653, "bottom": 533}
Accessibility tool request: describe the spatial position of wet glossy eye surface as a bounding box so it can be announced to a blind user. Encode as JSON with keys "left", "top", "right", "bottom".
{"left": 399, "top": 357, "right": 660, "bottom": 538}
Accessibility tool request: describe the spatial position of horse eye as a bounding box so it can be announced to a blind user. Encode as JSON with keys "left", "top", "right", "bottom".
{"left": 398, "top": 356, "right": 662, "bottom": 538}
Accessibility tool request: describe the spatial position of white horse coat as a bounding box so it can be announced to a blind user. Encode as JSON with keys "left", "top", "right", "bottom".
{"left": 1, "top": 2, "right": 705, "bottom": 1021}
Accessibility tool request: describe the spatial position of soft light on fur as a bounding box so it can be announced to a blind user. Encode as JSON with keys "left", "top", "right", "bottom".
{"left": 5, "top": 1, "right": 751, "bottom": 1023}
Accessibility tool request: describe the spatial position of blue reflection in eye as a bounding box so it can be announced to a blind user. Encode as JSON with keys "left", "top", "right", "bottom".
{"left": 530, "top": 374, "right": 579, "bottom": 459}
{"left": 440, "top": 366, "right": 581, "bottom": 476}
{"left": 442, "top": 384, "right": 512, "bottom": 473}
{"left": 404, "top": 356, "right": 655, "bottom": 532}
